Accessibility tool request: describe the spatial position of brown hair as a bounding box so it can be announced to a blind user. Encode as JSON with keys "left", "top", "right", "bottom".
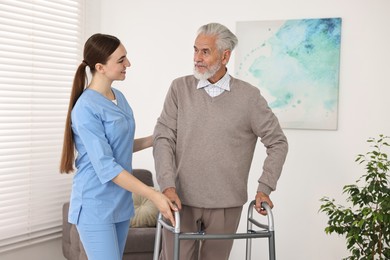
{"left": 59, "top": 33, "right": 121, "bottom": 173}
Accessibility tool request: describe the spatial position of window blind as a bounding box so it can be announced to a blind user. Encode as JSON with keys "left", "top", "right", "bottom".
{"left": 0, "top": 0, "right": 84, "bottom": 252}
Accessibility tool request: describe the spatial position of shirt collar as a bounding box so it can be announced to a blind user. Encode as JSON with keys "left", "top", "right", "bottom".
{"left": 197, "top": 72, "right": 231, "bottom": 91}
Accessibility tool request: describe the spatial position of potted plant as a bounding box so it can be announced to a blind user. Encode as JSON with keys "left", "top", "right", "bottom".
{"left": 319, "top": 134, "right": 390, "bottom": 260}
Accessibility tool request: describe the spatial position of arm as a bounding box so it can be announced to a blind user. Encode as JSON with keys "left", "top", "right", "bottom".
{"left": 133, "top": 135, "right": 153, "bottom": 152}
{"left": 250, "top": 90, "right": 288, "bottom": 215}
{"left": 112, "top": 170, "right": 177, "bottom": 225}
{"left": 153, "top": 83, "right": 182, "bottom": 209}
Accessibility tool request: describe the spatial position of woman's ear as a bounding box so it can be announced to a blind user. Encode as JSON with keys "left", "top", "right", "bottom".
{"left": 94, "top": 63, "right": 104, "bottom": 73}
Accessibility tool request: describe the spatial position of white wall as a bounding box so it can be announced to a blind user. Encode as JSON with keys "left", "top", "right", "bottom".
{"left": 95, "top": 1, "right": 390, "bottom": 259}
{"left": 3, "top": 0, "right": 389, "bottom": 259}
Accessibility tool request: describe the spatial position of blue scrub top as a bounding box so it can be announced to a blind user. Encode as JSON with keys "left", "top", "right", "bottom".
{"left": 68, "top": 88, "right": 135, "bottom": 224}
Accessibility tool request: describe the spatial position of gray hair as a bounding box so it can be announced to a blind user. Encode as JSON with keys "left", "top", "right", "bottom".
{"left": 197, "top": 23, "right": 238, "bottom": 52}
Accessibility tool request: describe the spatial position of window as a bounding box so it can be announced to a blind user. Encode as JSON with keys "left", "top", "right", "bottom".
{"left": 0, "top": 0, "right": 84, "bottom": 252}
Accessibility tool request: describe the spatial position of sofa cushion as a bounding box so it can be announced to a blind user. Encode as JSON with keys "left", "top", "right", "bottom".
{"left": 132, "top": 169, "right": 154, "bottom": 187}
{"left": 130, "top": 189, "right": 159, "bottom": 227}
{"left": 124, "top": 227, "right": 157, "bottom": 254}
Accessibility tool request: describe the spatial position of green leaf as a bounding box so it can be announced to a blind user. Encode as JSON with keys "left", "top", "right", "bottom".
{"left": 319, "top": 135, "right": 390, "bottom": 259}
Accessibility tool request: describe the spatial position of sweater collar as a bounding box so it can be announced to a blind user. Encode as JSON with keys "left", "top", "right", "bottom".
{"left": 197, "top": 72, "right": 231, "bottom": 91}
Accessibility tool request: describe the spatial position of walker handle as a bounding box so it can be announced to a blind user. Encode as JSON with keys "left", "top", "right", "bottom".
{"left": 247, "top": 200, "right": 274, "bottom": 231}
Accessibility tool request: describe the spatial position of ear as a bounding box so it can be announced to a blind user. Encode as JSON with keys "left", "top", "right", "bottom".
{"left": 221, "top": 50, "right": 231, "bottom": 65}
{"left": 94, "top": 63, "right": 105, "bottom": 74}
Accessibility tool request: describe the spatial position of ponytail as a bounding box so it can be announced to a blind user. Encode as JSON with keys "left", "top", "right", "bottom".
{"left": 59, "top": 62, "right": 88, "bottom": 173}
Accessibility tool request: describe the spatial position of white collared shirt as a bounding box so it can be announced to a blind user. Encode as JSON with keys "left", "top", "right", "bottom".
{"left": 197, "top": 72, "right": 231, "bottom": 97}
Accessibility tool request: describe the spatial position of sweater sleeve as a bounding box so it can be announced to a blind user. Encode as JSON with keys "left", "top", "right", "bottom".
{"left": 250, "top": 89, "right": 288, "bottom": 195}
{"left": 153, "top": 82, "right": 178, "bottom": 192}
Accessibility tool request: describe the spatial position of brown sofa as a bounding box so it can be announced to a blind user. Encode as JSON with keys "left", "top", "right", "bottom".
{"left": 62, "top": 169, "right": 159, "bottom": 260}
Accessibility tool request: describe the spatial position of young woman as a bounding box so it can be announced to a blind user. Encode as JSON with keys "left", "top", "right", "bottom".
{"left": 60, "top": 33, "right": 176, "bottom": 260}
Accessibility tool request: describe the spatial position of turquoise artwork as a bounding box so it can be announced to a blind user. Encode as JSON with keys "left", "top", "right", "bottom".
{"left": 235, "top": 18, "right": 342, "bottom": 130}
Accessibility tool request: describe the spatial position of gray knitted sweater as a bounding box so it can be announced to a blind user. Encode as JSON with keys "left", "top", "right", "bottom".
{"left": 153, "top": 75, "right": 288, "bottom": 208}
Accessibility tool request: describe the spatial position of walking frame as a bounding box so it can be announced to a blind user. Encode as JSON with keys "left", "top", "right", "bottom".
{"left": 153, "top": 200, "right": 276, "bottom": 260}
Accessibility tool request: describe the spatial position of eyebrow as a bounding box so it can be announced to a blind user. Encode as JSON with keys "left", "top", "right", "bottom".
{"left": 194, "top": 46, "right": 211, "bottom": 52}
{"left": 118, "top": 55, "right": 126, "bottom": 61}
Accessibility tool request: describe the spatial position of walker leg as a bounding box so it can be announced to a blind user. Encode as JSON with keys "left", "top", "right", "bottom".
{"left": 245, "top": 237, "right": 252, "bottom": 260}
{"left": 269, "top": 231, "right": 276, "bottom": 260}
{"left": 173, "top": 232, "right": 180, "bottom": 260}
{"left": 246, "top": 202, "right": 253, "bottom": 260}
{"left": 153, "top": 220, "right": 162, "bottom": 260}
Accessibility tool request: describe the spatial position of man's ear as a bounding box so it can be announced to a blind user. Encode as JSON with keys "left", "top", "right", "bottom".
{"left": 222, "top": 50, "right": 231, "bottom": 65}
{"left": 94, "top": 63, "right": 105, "bottom": 73}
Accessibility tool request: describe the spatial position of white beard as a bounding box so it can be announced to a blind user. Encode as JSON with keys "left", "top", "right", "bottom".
{"left": 193, "top": 62, "right": 221, "bottom": 81}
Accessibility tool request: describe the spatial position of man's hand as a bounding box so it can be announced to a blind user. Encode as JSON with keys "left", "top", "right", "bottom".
{"left": 163, "top": 187, "right": 182, "bottom": 210}
{"left": 255, "top": 192, "right": 274, "bottom": 216}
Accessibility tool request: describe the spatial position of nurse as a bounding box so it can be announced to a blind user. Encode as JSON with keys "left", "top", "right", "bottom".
{"left": 59, "top": 33, "right": 176, "bottom": 260}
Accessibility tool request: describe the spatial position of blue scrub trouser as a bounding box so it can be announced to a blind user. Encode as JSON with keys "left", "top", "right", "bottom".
{"left": 76, "top": 219, "right": 130, "bottom": 260}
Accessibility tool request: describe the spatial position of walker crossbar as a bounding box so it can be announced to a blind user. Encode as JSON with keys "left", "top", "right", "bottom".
{"left": 153, "top": 200, "right": 276, "bottom": 260}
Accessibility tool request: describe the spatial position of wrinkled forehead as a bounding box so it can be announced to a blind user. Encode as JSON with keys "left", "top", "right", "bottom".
{"left": 194, "top": 34, "right": 218, "bottom": 50}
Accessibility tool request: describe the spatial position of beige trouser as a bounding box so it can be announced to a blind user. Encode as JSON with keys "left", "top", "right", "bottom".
{"left": 159, "top": 205, "right": 243, "bottom": 260}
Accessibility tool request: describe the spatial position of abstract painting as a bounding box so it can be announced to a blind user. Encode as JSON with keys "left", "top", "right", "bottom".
{"left": 235, "top": 18, "right": 342, "bottom": 130}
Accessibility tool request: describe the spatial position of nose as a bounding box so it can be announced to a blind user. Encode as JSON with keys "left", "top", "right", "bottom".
{"left": 194, "top": 52, "right": 203, "bottom": 63}
{"left": 125, "top": 58, "right": 131, "bottom": 67}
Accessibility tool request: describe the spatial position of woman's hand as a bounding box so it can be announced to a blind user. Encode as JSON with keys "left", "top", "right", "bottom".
{"left": 150, "top": 190, "right": 178, "bottom": 226}
{"left": 112, "top": 171, "right": 177, "bottom": 225}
